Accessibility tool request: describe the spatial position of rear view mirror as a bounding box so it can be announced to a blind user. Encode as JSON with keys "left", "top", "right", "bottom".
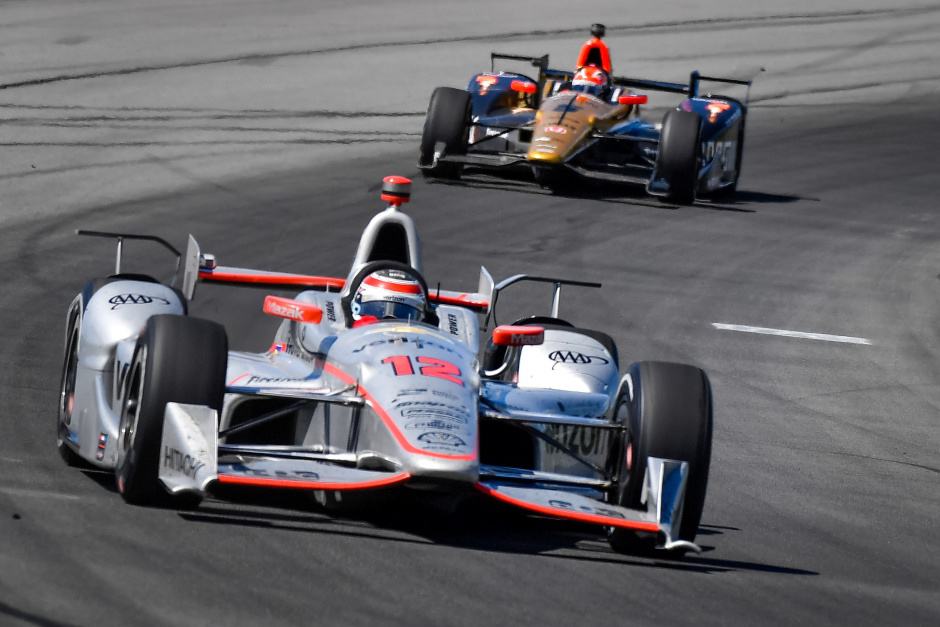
{"left": 492, "top": 325, "right": 544, "bottom": 346}
{"left": 510, "top": 80, "right": 537, "bottom": 95}
{"left": 618, "top": 94, "right": 648, "bottom": 105}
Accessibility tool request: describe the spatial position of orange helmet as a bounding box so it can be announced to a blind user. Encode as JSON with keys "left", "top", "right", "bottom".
{"left": 570, "top": 66, "right": 611, "bottom": 97}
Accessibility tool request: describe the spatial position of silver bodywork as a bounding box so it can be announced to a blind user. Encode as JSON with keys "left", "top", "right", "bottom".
{"left": 62, "top": 204, "right": 699, "bottom": 551}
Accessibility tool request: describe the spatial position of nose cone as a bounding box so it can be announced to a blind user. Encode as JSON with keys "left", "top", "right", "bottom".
{"left": 527, "top": 141, "right": 564, "bottom": 163}
{"left": 527, "top": 116, "right": 571, "bottom": 164}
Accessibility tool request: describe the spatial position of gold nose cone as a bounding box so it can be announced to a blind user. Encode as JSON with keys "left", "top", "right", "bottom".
{"left": 527, "top": 146, "right": 563, "bottom": 163}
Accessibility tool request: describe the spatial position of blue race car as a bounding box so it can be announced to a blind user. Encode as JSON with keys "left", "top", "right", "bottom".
{"left": 419, "top": 24, "right": 753, "bottom": 204}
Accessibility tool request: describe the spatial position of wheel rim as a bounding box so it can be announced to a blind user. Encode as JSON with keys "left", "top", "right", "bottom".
{"left": 118, "top": 346, "right": 146, "bottom": 462}
{"left": 615, "top": 400, "right": 634, "bottom": 499}
{"left": 57, "top": 321, "right": 79, "bottom": 443}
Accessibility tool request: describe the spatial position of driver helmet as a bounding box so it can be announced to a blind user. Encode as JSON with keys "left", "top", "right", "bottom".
{"left": 351, "top": 269, "right": 426, "bottom": 322}
{"left": 570, "top": 65, "right": 610, "bottom": 98}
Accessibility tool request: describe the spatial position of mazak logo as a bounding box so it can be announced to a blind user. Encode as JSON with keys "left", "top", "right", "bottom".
{"left": 548, "top": 351, "right": 609, "bottom": 366}
{"left": 268, "top": 301, "right": 303, "bottom": 320}
{"left": 109, "top": 293, "right": 171, "bottom": 309}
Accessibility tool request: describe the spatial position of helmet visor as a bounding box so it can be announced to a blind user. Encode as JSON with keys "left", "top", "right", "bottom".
{"left": 357, "top": 300, "right": 423, "bottom": 321}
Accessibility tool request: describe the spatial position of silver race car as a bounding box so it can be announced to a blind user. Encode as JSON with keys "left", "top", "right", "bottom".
{"left": 57, "top": 176, "right": 713, "bottom": 555}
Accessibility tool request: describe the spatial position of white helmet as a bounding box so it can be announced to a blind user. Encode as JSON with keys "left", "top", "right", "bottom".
{"left": 351, "top": 268, "right": 426, "bottom": 322}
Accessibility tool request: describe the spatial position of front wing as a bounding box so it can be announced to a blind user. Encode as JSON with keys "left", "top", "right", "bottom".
{"left": 159, "top": 403, "right": 698, "bottom": 551}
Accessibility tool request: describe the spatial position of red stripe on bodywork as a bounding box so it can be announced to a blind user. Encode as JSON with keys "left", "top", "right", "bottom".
{"left": 430, "top": 293, "right": 489, "bottom": 310}
{"left": 217, "top": 471, "right": 411, "bottom": 491}
{"left": 474, "top": 483, "right": 661, "bottom": 532}
{"left": 199, "top": 270, "right": 345, "bottom": 290}
{"left": 199, "top": 268, "right": 486, "bottom": 310}
{"left": 323, "top": 362, "right": 477, "bottom": 462}
{"left": 363, "top": 275, "right": 422, "bottom": 294}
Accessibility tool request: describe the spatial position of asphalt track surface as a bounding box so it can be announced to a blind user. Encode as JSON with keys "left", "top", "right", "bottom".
{"left": 2, "top": 1, "right": 940, "bottom": 625}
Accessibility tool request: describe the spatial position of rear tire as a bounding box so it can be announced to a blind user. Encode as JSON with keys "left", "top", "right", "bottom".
{"left": 608, "top": 361, "right": 713, "bottom": 554}
{"left": 115, "top": 315, "right": 227, "bottom": 507}
{"left": 656, "top": 109, "right": 702, "bottom": 205}
{"left": 419, "top": 87, "right": 471, "bottom": 180}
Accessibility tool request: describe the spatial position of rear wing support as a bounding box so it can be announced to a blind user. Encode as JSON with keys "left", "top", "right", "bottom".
{"left": 483, "top": 274, "right": 602, "bottom": 330}
{"left": 76, "top": 229, "right": 181, "bottom": 282}
{"left": 490, "top": 52, "right": 551, "bottom": 107}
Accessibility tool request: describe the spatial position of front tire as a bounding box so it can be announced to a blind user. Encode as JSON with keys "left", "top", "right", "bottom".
{"left": 56, "top": 306, "right": 84, "bottom": 466}
{"left": 656, "top": 109, "right": 702, "bottom": 204}
{"left": 419, "top": 87, "right": 470, "bottom": 180}
{"left": 608, "top": 361, "right": 713, "bottom": 554}
{"left": 532, "top": 166, "right": 573, "bottom": 194}
{"left": 115, "top": 315, "right": 227, "bottom": 507}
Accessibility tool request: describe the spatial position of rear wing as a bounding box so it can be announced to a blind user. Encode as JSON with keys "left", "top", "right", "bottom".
{"left": 76, "top": 229, "right": 182, "bottom": 281}
{"left": 490, "top": 52, "right": 552, "bottom": 108}
{"left": 490, "top": 50, "right": 754, "bottom": 108}
{"left": 483, "top": 273, "right": 602, "bottom": 330}
{"left": 189, "top": 235, "right": 492, "bottom": 312}
{"left": 614, "top": 70, "right": 754, "bottom": 108}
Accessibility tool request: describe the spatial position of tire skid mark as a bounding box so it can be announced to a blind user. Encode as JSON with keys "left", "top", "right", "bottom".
{"left": 0, "top": 138, "right": 410, "bottom": 147}
{"left": 631, "top": 32, "right": 940, "bottom": 64}
{"left": 0, "top": 103, "right": 424, "bottom": 117}
{"left": 2, "top": 5, "right": 937, "bottom": 91}
{"left": 751, "top": 71, "right": 940, "bottom": 102}
{"left": 0, "top": 120, "right": 421, "bottom": 136}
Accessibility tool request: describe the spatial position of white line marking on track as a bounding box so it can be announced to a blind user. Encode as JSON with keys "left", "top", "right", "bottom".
{"left": 712, "top": 323, "right": 872, "bottom": 345}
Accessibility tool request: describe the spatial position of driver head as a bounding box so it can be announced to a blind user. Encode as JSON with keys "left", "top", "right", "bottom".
{"left": 351, "top": 269, "right": 426, "bottom": 323}
{"left": 570, "top": 65, "right": 611, "bottom": 98}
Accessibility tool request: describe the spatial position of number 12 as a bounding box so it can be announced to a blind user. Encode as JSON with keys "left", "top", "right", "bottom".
{"left": 381, "top": 355, "right": 463, "bottom": 386}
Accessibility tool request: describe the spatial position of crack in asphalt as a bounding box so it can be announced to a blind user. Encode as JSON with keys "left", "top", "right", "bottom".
{"left": 1, "top": 5, "right": 937, "bottom": 91}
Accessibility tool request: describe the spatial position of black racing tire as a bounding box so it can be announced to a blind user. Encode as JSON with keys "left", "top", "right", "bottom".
{"left": 419, "top": 87, "right": 470, "bottom": 180}
{"left": 532, "top": 166, "right": 573, "bottom": 194}
{"left": 115, "top": 315, "right": 227, "bottom": 507}
{"left": 608, "top": 361, "right": 713, "bottom": 554}
{"left": 656, "top": 109, "right": 702, "bottom": 205}
{"left": 56, "top": 305, "right": 84, "bottom": 466}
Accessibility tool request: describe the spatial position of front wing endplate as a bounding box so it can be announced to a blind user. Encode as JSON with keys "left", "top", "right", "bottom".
{"left": 476, "top": 457, "right": 701, "bottom": 552}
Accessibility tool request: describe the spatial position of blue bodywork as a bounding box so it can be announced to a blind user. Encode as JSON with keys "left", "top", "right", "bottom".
{"left": 459, "top": 68, "right": 748, "bottom": 197}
